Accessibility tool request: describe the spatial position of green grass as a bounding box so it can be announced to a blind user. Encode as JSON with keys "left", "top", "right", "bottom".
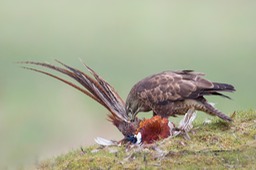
{"left": 37, "top": 110, "right": 256, "bottom": 169}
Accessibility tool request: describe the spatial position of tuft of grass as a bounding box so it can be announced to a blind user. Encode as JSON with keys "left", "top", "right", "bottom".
{"left": 37, "top": 110, "right": 256, "bottom": 170}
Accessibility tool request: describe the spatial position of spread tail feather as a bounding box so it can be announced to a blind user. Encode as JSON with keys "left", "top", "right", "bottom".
{"left": 212, "top": 82, "right": 235, "bottom": 92}
{"left": 203, "top": 82, "right": 235, "bottom": 99}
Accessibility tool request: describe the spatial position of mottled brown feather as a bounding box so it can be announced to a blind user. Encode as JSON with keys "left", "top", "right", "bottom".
{"left": 126, "top": 70, "right": 235, "bottom": 121}
{"left": 129, "top": 71, "right": 214, "bottom": 104}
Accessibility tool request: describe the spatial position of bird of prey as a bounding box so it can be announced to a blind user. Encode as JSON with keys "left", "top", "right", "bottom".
{"left": 126, "top": 70, "right": 235, "bottom": 122}
{"left": 19, "top": 61, "right": 196, "bottom": 145}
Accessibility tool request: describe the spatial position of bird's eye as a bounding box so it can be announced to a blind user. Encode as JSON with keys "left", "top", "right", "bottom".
{"left": 126, "top": 107, "right": 132, "bottom": 115}
{"left": 129, "top": 108, "right": 133, "bottom": 114}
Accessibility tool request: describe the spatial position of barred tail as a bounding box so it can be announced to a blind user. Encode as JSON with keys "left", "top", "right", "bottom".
{"left": 203, "top": 82, "right": 235, "bottom": 99}
{"left": 212, "top": 82, "right": 235, "bottom": 92}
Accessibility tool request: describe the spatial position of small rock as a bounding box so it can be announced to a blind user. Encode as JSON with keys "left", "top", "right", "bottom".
{"left": 203, "top": 119, "right": 212, "bottom": 125}
{"left": 91, "top": 149, "right": 99, "bottom": 153}
{"left": 180, "top": 141, "right": 187, "bottom": 146}
{"left": 108, "top": 148, "right": 118, "bottom": 153}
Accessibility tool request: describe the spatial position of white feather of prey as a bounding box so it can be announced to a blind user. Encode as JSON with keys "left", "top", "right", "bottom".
{"left": 94, "top": 137, "right": 117, "bottom": 146}
{"left": 173, "top": 110, "right": 197, "bottom": 137}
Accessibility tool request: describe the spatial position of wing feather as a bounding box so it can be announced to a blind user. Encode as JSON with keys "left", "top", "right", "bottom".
{"left": 133, "top": 70, "right": 214, "bottom": 106}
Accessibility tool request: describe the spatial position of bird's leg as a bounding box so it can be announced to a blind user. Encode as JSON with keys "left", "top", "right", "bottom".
{"left": 173, "top": 108, "right": 197, "bottom": 140}
{"left": 159, "top": 108, "right": 197, "bottom": 145}
{"left": 153, "top": 112, "right": 157, "bottom": 116}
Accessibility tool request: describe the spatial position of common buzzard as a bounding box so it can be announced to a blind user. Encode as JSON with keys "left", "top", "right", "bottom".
{"left": 126, "top": 70, "right": 235, "bottom": 122}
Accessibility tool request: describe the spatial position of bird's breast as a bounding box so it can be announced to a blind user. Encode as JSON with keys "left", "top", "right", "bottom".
{"left": 135, "top": 115, "right": 172, "bottom": 144}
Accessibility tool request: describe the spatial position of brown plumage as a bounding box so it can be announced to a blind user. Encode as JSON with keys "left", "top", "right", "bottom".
{"left": 126, "top": 70, "right": 235, "bottom": 122}
{"left": 136, "top": 115, "right": 171, "bottom": 144}
{"left": 19, "top": 60, "right": 139, "bottom": 137}
{"left": 18, "top": 61, "right": 215, "bottom": 144}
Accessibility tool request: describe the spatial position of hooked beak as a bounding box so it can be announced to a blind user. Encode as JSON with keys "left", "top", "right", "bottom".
{"left": 130, "top": 114, "right": 136, "bottom": 122}
{"left": 128, "top": 112, "right": 134, "bottom": 121}
{"left": 128, "top": 110, "right": 139, "bottom": 122}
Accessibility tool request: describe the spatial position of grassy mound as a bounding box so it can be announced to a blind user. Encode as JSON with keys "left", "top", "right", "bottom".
{"left": 38, "top": 110, "right": 256, "bottom": 169}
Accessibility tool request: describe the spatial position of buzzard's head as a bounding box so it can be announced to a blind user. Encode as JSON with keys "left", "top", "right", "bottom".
{"left": 126, "top": 88, "right": 153, "bottom": 121}
{"left": 125, "top": 95, "right": 141, "bottom": 121}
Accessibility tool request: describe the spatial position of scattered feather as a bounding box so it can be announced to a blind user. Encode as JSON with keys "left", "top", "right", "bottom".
{"left": 95, "top": 137, "right": 118, "bottom": 146}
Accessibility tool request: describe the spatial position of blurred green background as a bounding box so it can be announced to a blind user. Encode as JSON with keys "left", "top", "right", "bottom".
{"left": 1, "top": 0, "right": 255, "bottom": 168}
